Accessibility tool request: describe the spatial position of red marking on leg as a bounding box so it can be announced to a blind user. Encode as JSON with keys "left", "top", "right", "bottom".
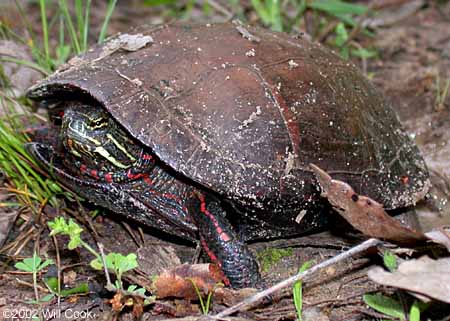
{"left": 127, "top": 169, "right": 144, "bottom": 180}
{"left": 90, "top": 169, "right": 99, "bottom": 179}
{"left": 143, "top": 175, "right": 153, "bottom": 185}
{"left": 219, "top": 231, "right": 231, "bottom": 242}
{"left": 201, "top": 239, "right": 231, "bottom": 286}
{"left": 197, "top": 193, "right": 231, "bottom": 243}
{"left": 105, "top": 173, "right": 113, "bottom": 183}
{"left": 142, "top": 153, "right": 152, "bottom": 160}
{"left": 80, "top": 164, "right": 87, "bottom": 174}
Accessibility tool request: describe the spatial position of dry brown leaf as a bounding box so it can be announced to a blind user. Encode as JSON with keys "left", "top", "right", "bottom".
{"left": 152, "top": 263, "right": 223, "bottom": 299}
{"left": 368, "top": 256, "right": 450, "bottom": 304}
{"left": 425, "top": 228, "right": 450, "bottom": 252}
{"left": 310, "top": 164, "right": 427, "bottom": 244}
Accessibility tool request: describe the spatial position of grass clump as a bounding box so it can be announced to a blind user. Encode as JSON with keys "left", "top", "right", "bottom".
{"left": 1, "top": 0, "right": 118, "bottom": 73}
{"left": 0, "top": 97, "right": 65, "bottom": 209}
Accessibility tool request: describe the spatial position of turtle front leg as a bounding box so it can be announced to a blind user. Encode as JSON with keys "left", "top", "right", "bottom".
{"left": 189, "top": 191, "right": 261, "bottom": 288}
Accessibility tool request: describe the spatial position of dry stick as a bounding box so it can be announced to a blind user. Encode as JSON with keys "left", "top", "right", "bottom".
{"left": 213, "top": 238, "right": 382, "bottom": 319}
{"left": 98, "top": 242, "right": 114, "bottom": 291}
{"left": 52, "top": 235, "right": 62, "bottom": 306}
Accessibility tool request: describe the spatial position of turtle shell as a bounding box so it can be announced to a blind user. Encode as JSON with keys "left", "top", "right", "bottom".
{"left": 27, "top": 22, "right": 429, "bottom": 211}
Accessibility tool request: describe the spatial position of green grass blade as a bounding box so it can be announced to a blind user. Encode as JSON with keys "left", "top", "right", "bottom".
{"left": 308, "top": 0, "right": 368, "bottom": 16}
{"left": 75, "top": 0, "right": 84, "bottom": 46}
{"left": 251, "top": 0, "right": 271, "bottom": 25}
{"left": 39, "top": 0, "right": 50, "bottom": 66}
{"left": 59, "top": 0, "right": 81, "bottom": 54}
{"left": 83, "top": 0, "right": 92, "bottom": 52}
{"left": 293, "top": 261, "right": 313, "bottom": 321}
{"left": 0, "top": 57, "right": 50, "bottom": 76}
{"left": 98, "top": 0, "right": 118, "bottom": 43}
{"left": 269, "top": 0, "right": 283, "bottom": 31}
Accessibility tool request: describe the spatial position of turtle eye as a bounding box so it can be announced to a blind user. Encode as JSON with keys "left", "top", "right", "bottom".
{"left": 90, "top": 118, "right": 108, "bottom": 129}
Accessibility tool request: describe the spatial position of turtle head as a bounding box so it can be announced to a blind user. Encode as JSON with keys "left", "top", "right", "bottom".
{"left": 59, "top": 102, "right": 138, "bottom": 170}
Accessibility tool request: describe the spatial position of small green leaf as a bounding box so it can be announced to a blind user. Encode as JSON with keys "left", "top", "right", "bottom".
{"left": 37, "top": 259, "right": 54, "bottom": 272}
{"left": 48, "top": 217, "right": 83, "bottom": 249}
{"left": 127, "top": 284, "right": 138, "bottom": 292}
{"left": 409, "top": 301, "right": 420, "bottom": 321}
{"left": 67, "top": 232, "right": 82, "bottom": 250}
{"left": 116, "top": 253, "right": 138, "bottom": 274}
{"left": 363, "top": 294, "right": 405, "bottom": 320}
{"left": 382, "top": 250, "right": 398, "bottom": 272}
{"left": 15, "top": 261, "right": 33, "bottom": 272}
{"left": 334, "top": 22, "right": 349, "bottom": 47}
{"left": 90, "top": 252, "right": 138, "bottom": 275}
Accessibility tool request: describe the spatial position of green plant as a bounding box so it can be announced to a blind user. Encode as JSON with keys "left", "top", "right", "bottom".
{"left": 48, "top": 217, "right": 149, "bottom": 300}
{"left": 189, "top": 279, "right": 222, "bottom": 315}
{"left": 363, "top": 294, "right": 426, "bottom": 321}
{"left": 333, "top": 22, "right": 377, "bottom": 60}
{"left": 292, "top": 261, "right": 313, "bottom": 321}
{"left": 48, "top": 217, "right": 99, "bottom": 257}
{"left": 91, "top": 252, "right": 138, "bottom": 290}
{"left": 15, "top": 252, "right": 54, "bottom": 304}
{"left": 250, "top": 0, "right": 369, "bottom": 32}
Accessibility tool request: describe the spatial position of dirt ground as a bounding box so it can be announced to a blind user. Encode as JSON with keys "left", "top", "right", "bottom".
{"left": 0, "top": 1, "right": 449, "bottom": 321}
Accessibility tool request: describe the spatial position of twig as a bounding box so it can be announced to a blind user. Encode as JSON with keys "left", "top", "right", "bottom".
{"left": 98, "top": 242, "right": 113, "bottom": 291}
{"left": 212, "top": 238, "right": 382, "bottom": 319}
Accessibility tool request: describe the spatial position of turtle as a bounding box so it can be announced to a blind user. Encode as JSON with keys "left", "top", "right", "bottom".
{"left": 25, "top": 22, "right": 430, "bottom": 288}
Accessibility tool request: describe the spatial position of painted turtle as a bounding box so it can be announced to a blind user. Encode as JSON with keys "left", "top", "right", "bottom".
{"left": 26, "top": 22, "right": 429, "bottom": 288}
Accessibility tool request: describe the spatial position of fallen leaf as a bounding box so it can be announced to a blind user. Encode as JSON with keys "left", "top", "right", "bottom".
{"left": 425, "top": 228, "right": 450, "bottom": 252}
{"left": 310, "top": 164, "right": 427, "bottom": 244}
{"left": 368, "top": 256, "right": 450, "bottom": 304}
{"left": 152, "top": 263, "right": 223, "bottom": 299}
